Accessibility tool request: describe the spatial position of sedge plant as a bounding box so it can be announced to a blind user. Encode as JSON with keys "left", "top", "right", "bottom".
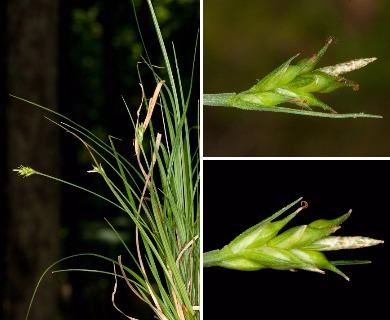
{"left": 203, "top": 198, "right": 383, "bottom": 281}
{"left": 203, "top": 36, "right": 382, "bottom": 119}
{"left": 12, "top": 0, "right": 200, "bottom": 319}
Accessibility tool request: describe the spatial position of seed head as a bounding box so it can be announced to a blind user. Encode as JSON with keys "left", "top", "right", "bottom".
{"left": 232, "top": 37, "right": 376, "bottom": 113}
{"left": 204, "top": 199, "right": 384, "bottom": 281}
{"left": 13, "top": 165, "right": 37, "bottom": 177}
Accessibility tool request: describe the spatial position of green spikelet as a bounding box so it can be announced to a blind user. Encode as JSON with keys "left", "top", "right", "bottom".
{"left": 230, "top": 37, "right": 376, "bottom": 113}
{"left": 203, "top": 198, "right": 384, "bottom": 281}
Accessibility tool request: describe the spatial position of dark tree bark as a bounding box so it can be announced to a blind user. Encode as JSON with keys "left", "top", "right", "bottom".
{"left": 4, "top": 0, "right": 60, "bottom": 319}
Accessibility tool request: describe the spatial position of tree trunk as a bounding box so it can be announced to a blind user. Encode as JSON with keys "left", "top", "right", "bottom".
{"left": 4, "top": 0, "right": 60, "bottom": 319}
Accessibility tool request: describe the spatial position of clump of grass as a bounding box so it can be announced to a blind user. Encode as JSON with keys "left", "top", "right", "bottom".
{"left": 12, "top": 0, "right": 199, "bottom": 319}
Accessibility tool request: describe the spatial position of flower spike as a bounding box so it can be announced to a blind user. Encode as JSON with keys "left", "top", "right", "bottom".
{"left": 13, "top": 165, "right": 37, "bottom": 177}
{"left": 204, "top": 198, "right": 383, "bottom": 281}
{"left": 226, "top": 37, "right": 377, "bottom": 114}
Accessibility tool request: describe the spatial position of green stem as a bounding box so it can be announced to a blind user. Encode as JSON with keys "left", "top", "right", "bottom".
{"left": 203, "top": 248, "right": 232, "bottom": 268}
{"left": 203, "top": 93, "right": 382, "bottom": 119}
{"left": 203, "top": 93, "right": 237, "bottom": 107}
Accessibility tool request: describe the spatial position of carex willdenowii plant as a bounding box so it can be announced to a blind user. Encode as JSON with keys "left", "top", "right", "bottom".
{"left": 12, "top": 1, "right": 199, "bottom": 319}
{"left": 203, "top": 198, "right": 383, "bottom": 281}
{"left": 204, "top": 37, "right": 382, "bottom": 119}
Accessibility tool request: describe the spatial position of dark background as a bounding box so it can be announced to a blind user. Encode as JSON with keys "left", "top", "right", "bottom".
{"left": 204, "top": 0, "right": 390, "bottom": 156}
{"left": 203, "top": 159, "right": 387, "bottom": 318}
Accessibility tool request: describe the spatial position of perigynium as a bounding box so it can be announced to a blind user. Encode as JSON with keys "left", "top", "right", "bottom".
{"left": 203, "top": 198, "right": 383, "bottom": 281}
{"left": 12, "top": 1, "right": 199, "bottom": 319}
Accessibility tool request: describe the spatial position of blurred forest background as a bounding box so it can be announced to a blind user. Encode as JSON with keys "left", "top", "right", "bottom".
{"left": 1, "top": 0, "right": 199, "bottom": 319}
{"left": 204, "top": 0, "right": 390, "bottom": 156}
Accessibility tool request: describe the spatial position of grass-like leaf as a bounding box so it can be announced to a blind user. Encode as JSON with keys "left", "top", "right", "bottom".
{"left": 12, "top": 1, "right": 199, "bottom": 319}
